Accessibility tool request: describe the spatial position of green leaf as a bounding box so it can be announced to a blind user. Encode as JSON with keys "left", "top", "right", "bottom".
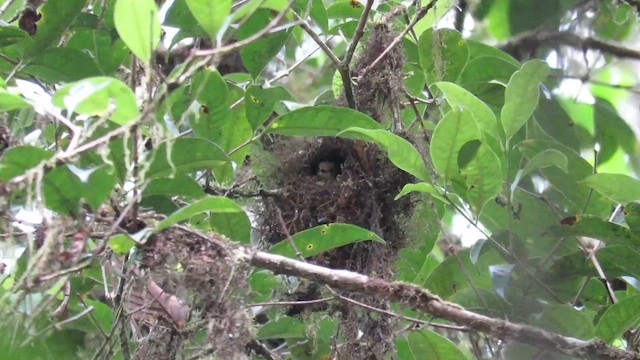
{"left": 146, "top": 137, "right": 231, "bottom": 179}
{"left": 596, "top": 295, "right": 640, "bottom": 342}
{"left": 501, "top": 60, "right": 550, "bottom": 140}
{"left": 143, "top": 175, "right": 205, "bottom": 198}
{"left": 267, "top": 105, "right": 383, "bottom": 136}
{"left": 108, "top": 234, "right": 136, "bottom": 255}
{"left": 155, "top": 196, "right": 250, "bottom": 243}
{"left": 429, "top": 106, "right": 481, "bottom": 182}
{"left": 396, "top": 329, "right": 467, "bottom": 360}
{"left": 0, "top": 90, "right": 29, "bottom": 111}
{"left": 245, "top": 85, "right": 291, "bottom": 130}
{"left": 257, "top": 317, "right": 306, "bottom": 340}
{"left": 66, "top": 29, "right": 129, "bottom": 74}
{"left": 434, "top": 81, "right": 500, "bottom": 141}
{"left": 424, "top": 247, "right": 503, "bottom": 299}
{"left": 84, "top": 166, "right": 117, "bottom": 210}
{"left": 533, "top": 304, "right": 595, "bottom": 340}
{"left": 0, "top": 26, "right": 27, "bottom": 48}
{"left": 418, "top": 28, "right": 469, "bottom": 84}
{"left": 0, "top": 146, "right": 52, "bottom": 181}
{"left": 114, "top": 0, "right": 161, "bottom": 64}
{"left": 623, "top": 202, "right": 640, "bottom": 234}
{"left": 52, "top": 77, "right": 140, "bottom": 125}
{"left": 164, "top": 0, "right": 207, "bottom": 35}
{"left": 543, "top": 215, "right": 637, "bottom": 248}
{"left": 43, "top": 166, "right": 84, "bottom": 215}
{"left": 22, "top": 0, "right": 87, "bottom": 58}
{"left": 209, "top": 203, "right": 251, "bottom": 244}
{"left": 458, "top": 142, "right": 502, "bottom": 213}
{"left": 185, "top": 0, "right": 231, "bottom": 39}
{"left": 189, "top": 69, "right": 230, "bottom": 141}
{"left": 510, "top": 149, "right": 568, "bottom": 196}
{"left": 459, "top": 56, "right": 518, "bottom": 109}
{"left": 22, "top": 47, "right": 102, "bottom": 83}
{"left": 581, "top": 173, "right": 640, "bottom": 203}
{"left": 337, "top": 128, "right": 430, "bottom": 181}
{"left": 326, "top": 1, "right": 364, "bottom": 19}
{"left": 395, "top": 182, "right": 447, "bottom": 203}
{"left": 269, "top": 223, "right": 384, "bottom": 258}
{"left": 238, "top": 9, "right": 291, "bottom": 77}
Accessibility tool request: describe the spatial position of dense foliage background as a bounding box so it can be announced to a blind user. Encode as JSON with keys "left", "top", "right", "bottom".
{"left": 2, "top": 0, "right": 640, "bottom": 359}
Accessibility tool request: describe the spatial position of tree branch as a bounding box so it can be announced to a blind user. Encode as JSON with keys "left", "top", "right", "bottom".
{"left": 502, "top": 30, "right": 640, "bottom": 60}
{"left": 241, "top": 249, "right": 640, "bottom": 360}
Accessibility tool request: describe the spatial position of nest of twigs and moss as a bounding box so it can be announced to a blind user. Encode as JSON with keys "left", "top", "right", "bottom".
{"left": 125, "top": 227, "right": 252, "bottom": 360}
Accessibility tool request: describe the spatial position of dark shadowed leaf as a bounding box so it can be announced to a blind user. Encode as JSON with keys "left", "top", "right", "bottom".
{"left": 146, "top": 138, "right": 231, "bottom": 179}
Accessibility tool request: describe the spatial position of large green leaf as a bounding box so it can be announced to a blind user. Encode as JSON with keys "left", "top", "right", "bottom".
{"left": 189, "top": 69, "right": 230, "bottom": 141}
{"left": 269, "top": 223, "right": 384, "bottom": 258}
{"left": 434, "top": 81, "right": 500, "bottom": 141}
{"left": 52, "top": 77, "right": 140, "bottom": 125}
{"left": 396, "top": 329, "right": 467, "bottom": 360}
{"left": 155, "top": 196, "right": 250, "bottom": 243}
{"left": 424, "top": 247, "right": 504, "bottom": 299}
{"left": 596, "top": 295, "right": 640, "bottom": 343}
{"left": 66, "top": 29, "right": 129, "bottom": 75}
{"left": 22, "top": 47, "right": 101, "bottom": 83}
{"left": 458, "top": 142, "right": 502, "bottom": 213}
{"left": 0, "top": 90, "right": 29, "bottom": 111}
{"left": 43, "top": 166, "right": 84, "bottom": 215}
{"left": 501, "top": 60, "right": 550, "bottom": 140}
{"left": 267, "top": 105, "right": 382, "bottom": 136}
{"left": 114, "top": 0, "right": 161, "bottom": 64}
{"left": 238, "top": 9, "right": 291, "bottom": 78}
{"left": 429, "top": 107, "right": 481, "bottom": 182}
{"left": 163, "top": 0, "right": 207, "bottom": 35}
{"left": 543, "top": 215, "right": 638, "bottom": 251}
{"left": 245, "top": 85, "right": 291, "bottom": 130}
{"left": 581, "top": 173, "right": 640, "bottom": 203}
{"left": 0, "top": 26, "right": 27, "bottom": 48}
{"left": 83, "top": 166, "right": 117, "bottom": 210}
{"left": 143, "top": 175, "right": 205, "bottom": 198}
{"left": 146, "top": 137, "right": 231, "bottom": 179}
{"left": 185, "top": 0, "right": 231, "bottom": 39}
{"left": 510, "top": 149, "right": 568, "bottom": 197}
{"left": 22, "top": 0, "right": 87, "bottom": 58}
{"left": 418, "top": 28, "right": 469, "bottom": 84}
{"left": 337, "top": 128, "right": 430, "bottom": 181}
{"left": 257, "top": 317, "right": 306, "bottom": 340}
{"left": 531, "top": 304, "right": 595, "bottom": 340}
{"left": 459, "top": 55, "right": 518, "bottom": 110}
{"left": 0, "top": 146, "right": 52, "bottom": 181}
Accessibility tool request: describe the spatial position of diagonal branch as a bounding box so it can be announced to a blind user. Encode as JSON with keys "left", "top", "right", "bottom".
{"left": 242, "top": 249, "right": 640, "bottom": 360}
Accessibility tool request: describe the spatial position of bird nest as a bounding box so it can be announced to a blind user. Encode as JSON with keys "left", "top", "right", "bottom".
{"left": 257, "top": 135, "right": 413, "bottom": 271}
